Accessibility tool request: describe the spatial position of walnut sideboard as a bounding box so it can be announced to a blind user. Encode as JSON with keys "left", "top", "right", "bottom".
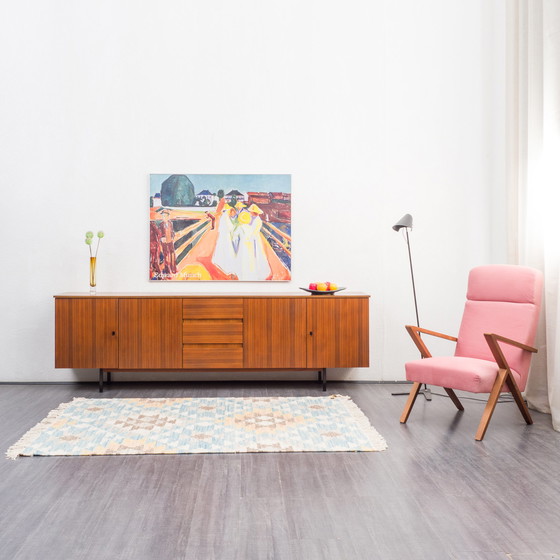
{"left": 54, "top": 293, "right": 370, "bottom": 392}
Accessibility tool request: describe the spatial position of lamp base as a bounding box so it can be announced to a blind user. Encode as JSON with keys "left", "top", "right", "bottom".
{"left": 392, "top": 384, "right": 432, "bottom": 401}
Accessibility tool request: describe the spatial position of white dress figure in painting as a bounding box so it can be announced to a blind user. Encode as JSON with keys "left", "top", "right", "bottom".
{"left": 236, "top": 204, "right": 271, "bottom": 280}
{"left": 212, "top": 205, "right": 239, "bottom": 277}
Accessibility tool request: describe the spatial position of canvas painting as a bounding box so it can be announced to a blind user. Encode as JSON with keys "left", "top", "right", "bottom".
{"left": 150, "top": 174, "right": 291, "bottom": 281}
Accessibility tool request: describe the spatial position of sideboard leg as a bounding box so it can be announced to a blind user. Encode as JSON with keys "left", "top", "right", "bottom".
{"left": 107, "top": 371, "right": 112, "bottom": 384}
{"left": 322, "top": 368, "right": 327, "bottom": 392}
{"left": 317, "top": 370, "right": 322, "bottom": 382}
{"left": 99, "top": 369, "right": 104, "bottom": 393}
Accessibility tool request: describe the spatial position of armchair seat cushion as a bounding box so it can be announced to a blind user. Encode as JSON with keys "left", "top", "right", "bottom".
{"left": 405, "top": 356, "right": 521, "bottom": 394}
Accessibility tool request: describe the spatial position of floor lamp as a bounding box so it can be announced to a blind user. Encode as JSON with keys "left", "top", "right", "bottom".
{"left": 392, "top": 214, "right": 431, "bottom": 400}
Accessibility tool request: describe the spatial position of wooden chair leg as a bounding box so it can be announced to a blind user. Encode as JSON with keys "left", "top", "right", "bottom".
{"left": 444, "top": 388, "right": 464, "bottom": 411}
{"left": 505, "top": 371, "right": 533, "bottom": 425}
{"left": 475, "top": 368, "right": 508, "bottom": 441}
{"left": 400, "top": 382, "right": 422, "bottom": 424}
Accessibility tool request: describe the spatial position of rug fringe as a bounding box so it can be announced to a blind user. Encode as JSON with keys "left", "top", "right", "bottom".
{"left": 6, "top": 398, "right": 79, "bottom": 460}
{"left": 337, "top": 394, "right": 388, "bottom": 451}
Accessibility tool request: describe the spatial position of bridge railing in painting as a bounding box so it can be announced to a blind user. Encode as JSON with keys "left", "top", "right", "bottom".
{"left": 261, "top": 222, "right": 291, "bottom": 256}
{"left": 169, "top": 213, "right": 291, "bottom": 275}
{"left": 174, "top": 218, "right": 213, "bottom": 266}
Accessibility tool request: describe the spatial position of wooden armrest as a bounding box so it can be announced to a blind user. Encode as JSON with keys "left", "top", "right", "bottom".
{"left": 405, "top": 325, "right": 458, "bottom": 342}
{"left": 405, "top": 325, "right": 457, "bottom": 359}
{"left": 484, "top": 333, "right": 537, "bottom": 353}
{"left": 484, "top": 333, "right": 537, "bottom": 371}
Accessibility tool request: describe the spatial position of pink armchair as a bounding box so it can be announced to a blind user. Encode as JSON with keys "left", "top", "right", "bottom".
{"left": 400, "top": 265, "right": 543, "bottom": 441}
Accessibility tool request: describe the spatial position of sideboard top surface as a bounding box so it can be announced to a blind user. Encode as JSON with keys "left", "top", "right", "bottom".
{"left": 54, "top": 292, "right": 370, "bottom": 299}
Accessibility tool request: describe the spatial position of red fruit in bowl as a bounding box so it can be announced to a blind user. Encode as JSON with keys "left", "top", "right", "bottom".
{"left": 309, "top": 282, "right": 318, "bottom": 290}
{"left": 325, "top": 282, "right": 331, "bottom": 290}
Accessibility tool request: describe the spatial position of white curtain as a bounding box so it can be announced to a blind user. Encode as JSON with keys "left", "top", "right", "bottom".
{"left": 507, "top": 0, "right": 560, "bottom": 431}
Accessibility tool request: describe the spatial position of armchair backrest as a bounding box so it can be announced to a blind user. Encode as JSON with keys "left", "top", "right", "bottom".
{"left": 454, "top": 265, "right": 543, "bottom": 390}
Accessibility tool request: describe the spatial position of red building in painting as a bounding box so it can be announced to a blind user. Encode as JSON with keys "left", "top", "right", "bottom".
{"left": 246, "top": 192, "right": 291, "bottom": 223}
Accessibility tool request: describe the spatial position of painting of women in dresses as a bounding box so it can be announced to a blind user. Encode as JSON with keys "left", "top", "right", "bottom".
{"left": 149, "top": 174, "right": 291, "bottom": 281}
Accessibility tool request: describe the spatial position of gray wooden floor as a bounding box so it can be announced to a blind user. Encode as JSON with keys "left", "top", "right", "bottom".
{"left": 1, "top": 381, "right": 559, "bottom": 560}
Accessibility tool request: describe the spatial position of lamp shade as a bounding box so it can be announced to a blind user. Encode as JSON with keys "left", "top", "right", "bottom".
{"left": 392, "top": 214, "right": 413, "bottom": 231}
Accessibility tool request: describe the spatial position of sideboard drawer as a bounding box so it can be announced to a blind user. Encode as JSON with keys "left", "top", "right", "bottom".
{"left": 183, "top": 344, "right": 244, "bottom": 368}
{"left": 183, "top": 319, "right": 243, "bottom": 343}
{"left": 183, "top": 298, "right": 244, "bottom": 319}
{"left": 183, "top": 299, "right": 245, "bottom": 368}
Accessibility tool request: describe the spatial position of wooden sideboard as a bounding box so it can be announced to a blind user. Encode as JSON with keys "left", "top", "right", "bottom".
{"left": 54, "top": 293, "right": 370, "bottom": 391}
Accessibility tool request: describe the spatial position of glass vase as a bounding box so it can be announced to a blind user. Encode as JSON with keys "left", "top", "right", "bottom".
{"left": 89, "top": 256, "right": 97, "bottom": 295}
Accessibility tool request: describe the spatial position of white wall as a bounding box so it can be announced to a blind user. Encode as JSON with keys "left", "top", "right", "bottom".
{"left": 0, "top": 0, "right": 507, "bottom": 383}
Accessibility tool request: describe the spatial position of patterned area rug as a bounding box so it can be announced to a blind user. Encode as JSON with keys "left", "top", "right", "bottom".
{"left": 7, "top": 395, "right": 387, "bottom": 459}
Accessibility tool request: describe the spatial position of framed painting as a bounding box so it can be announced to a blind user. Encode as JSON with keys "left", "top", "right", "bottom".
{"left": 149, "top": 174, "right": 291, "bottom": 281}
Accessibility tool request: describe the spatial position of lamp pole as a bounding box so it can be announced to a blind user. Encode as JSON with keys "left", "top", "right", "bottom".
{"left": 392, "top": 214, "right": 431, "bottom": 400}
{"left": 404, "top": 227, "right": 420, "bottom": 330}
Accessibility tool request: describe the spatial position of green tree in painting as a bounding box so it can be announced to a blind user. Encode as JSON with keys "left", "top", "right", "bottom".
{"left": 161, "top": 175, "right": 195, "bottom": 207}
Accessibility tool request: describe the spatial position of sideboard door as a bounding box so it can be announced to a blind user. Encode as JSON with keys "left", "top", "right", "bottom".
{"left": 244, "top": 298, "right": 307, "bottom": 368}
{"left": 55, "top": 298, "right": 119, "bottom": 368}
{"left": 118, "top": 298, "right": 182, "bottom": 369}
{"left": 306, "top": 297, "right": 369, "bottom": 368}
